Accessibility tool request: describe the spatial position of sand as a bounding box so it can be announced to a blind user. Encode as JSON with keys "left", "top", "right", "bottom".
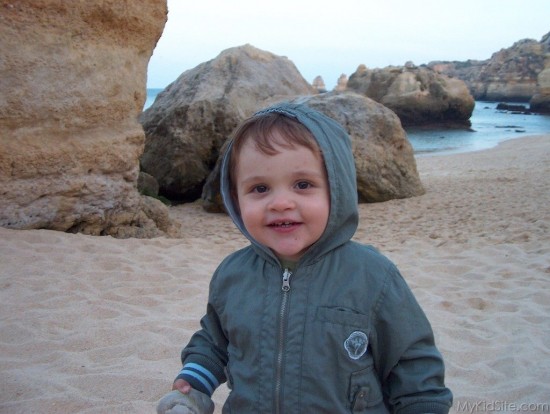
{"left": 1, "top": 135, "right": 549, "bottom": 413}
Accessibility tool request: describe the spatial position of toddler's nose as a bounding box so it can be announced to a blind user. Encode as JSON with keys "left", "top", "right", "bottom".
{"left": 268, "top": 190, "right": 295, "bottom": 211}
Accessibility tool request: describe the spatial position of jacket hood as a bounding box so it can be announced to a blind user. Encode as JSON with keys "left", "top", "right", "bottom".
{"left": 220, "top": 102, "right": 358, "bottom": 266}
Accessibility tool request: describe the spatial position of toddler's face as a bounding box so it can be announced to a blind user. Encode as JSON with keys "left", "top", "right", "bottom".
{"left": 234, "top": 134, "right": 330, "bottom": 262}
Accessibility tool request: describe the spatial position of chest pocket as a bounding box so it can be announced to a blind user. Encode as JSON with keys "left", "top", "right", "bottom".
{"left": 315, "top": 306, "right": 376, "bottom": 367}
{"left": 315, "top": 306, "right": 385, "bottom": 412}
{"left": 315, "top": 306, "right": 371, "bottom": 361}
{"left": 316, "top": 306, "right": 369, "bottom": 327}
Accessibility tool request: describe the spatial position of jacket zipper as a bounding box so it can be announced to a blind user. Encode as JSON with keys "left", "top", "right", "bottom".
{"left": 274, "top": 268, "right": 292, "bottom": 414}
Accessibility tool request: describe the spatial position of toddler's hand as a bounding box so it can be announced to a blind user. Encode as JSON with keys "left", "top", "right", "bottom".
{"left": 156, "top": 387, "right": 214, "bottom": 414}
{"left": 172, "top": 378, "right": 192, "bottom": 394}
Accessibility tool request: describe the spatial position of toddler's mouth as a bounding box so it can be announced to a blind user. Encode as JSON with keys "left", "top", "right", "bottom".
{"left": 269, "top": 221, "right": 298, "bottom": 228}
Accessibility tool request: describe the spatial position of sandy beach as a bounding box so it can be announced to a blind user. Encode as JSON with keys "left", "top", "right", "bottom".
{"left": 1, "top": 134, "right": 549, "bottom": 413}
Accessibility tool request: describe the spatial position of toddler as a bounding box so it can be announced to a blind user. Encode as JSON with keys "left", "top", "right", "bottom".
{"left": 159, "top": 103, "right": 452, "bottom": 413}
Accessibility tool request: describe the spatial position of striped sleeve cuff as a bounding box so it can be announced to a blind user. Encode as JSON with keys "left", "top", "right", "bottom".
{"left": 176, "top": 363, "right": 220, "bottom": 397}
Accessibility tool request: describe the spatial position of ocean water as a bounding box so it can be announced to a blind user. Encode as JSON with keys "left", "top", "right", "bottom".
{"left": 144, "top": 89, "right": 550, "bottom": 156}
{"left": 144, "top": 88, "right": 163, "bottom": 110}
{"left": 406, "top": 102, "right": 550, "bottom": 156}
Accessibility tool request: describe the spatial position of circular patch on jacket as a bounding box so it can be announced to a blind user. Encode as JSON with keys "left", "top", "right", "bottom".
{"left": 344, "top": 331, "right": 368, "bottom": 360}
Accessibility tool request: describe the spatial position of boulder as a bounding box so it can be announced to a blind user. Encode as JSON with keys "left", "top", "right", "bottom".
{"left": 139, "top": 44, "right": 316, "bottom": 202}
{"left": 202, "top": 91, "right": 424, "bottom": 212}
{"left": 346, "top": 65, "right": 474, "bottom": 127}
{"left": 0, "top": 0, "right": 179, "bottom": 237}
{"left": 288, "top": 93, "right": 426, "bottom": 202}
{"left": 495, "top": 103, "right": 532, "bottom": 114}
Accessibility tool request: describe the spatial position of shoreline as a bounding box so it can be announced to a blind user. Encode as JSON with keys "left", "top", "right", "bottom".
{"left": 413, "top": 132, "right": 548, "bottom": 158}
{"left": 1, "top": 134, "right": 549, "bottom": 413}
{"left": 408, "top": 99, "right": 550, "bottom": 157}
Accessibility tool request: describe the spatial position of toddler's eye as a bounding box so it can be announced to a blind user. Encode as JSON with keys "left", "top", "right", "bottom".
{"left": 253, "top": 185, "right": 268, "bottom": 193}
{"left": 296, "top": 181, "right": 311, "bottom": 190}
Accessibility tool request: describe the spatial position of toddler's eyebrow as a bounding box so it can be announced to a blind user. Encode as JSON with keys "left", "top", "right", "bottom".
{"left": 239, "top": 169, "right": 325, "bottom": 185}
{"left": 291, "top": 169, "right": 326, "bottom": 180}
{"left": 239, "top": 175, "right": 267, "bottom": 186}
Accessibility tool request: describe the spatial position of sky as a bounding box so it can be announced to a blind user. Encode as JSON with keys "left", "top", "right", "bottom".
{"left": 147, "top": 0, "right": 550, "bottom": 90}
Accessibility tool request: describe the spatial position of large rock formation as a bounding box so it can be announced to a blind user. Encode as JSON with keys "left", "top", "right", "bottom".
{"left": 140, "top": 44, "right": 316, "bottom": 202}
{"left": 0, "top": 0, "right": 178, "bottom": 237}
{"left": 430, "top": 32, "right": 550, "bottom": 103}
{"left": 202, "top": 92, "right": 424, "bottom": 212}
{"left": 346, "top": 64, "right": 474, "bottom": 127}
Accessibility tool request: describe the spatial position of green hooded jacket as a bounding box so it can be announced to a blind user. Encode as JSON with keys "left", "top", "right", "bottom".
{"left": 178, "top": 102, "right": 452, "bottom": 413}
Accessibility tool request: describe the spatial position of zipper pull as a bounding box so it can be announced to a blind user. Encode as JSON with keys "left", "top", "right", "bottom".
{"left": 282, "top": 268, "right": 292, "bottom": 292}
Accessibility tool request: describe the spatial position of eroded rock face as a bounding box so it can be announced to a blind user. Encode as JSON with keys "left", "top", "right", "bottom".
{"left": 430, "top": 32, "right": 550, "bottom": 103}
{"left": 202, "top": 92, "right": 424, "bottom": 212}
{"left": 530, "top": 67, "right": 550, "bottom": 113}
{"left": 139, "top": 44, "right": 316, "bottom": 202}
{"left": 0, "top": 1, "right": 177, "bottom": 237}
{"left": 466, "top": 39, "right": 544, "bottom": 102}
{"left": 347, "top": 65, "right": 474, "bottom": 127}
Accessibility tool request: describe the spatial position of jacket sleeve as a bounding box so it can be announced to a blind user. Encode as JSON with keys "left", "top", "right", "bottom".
{"left": 370, "top": 263, "right": 453, "bottom": 414}
{"left": 176, "top": 274, "right": 229, "bottom": 397}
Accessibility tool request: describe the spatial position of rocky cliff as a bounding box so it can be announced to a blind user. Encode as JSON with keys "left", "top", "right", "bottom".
{"left": 429, "top": 32, "right": 550, "bottom": 105}
{"left": 0, "top": 0, "right": 178, "bottom": 237}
